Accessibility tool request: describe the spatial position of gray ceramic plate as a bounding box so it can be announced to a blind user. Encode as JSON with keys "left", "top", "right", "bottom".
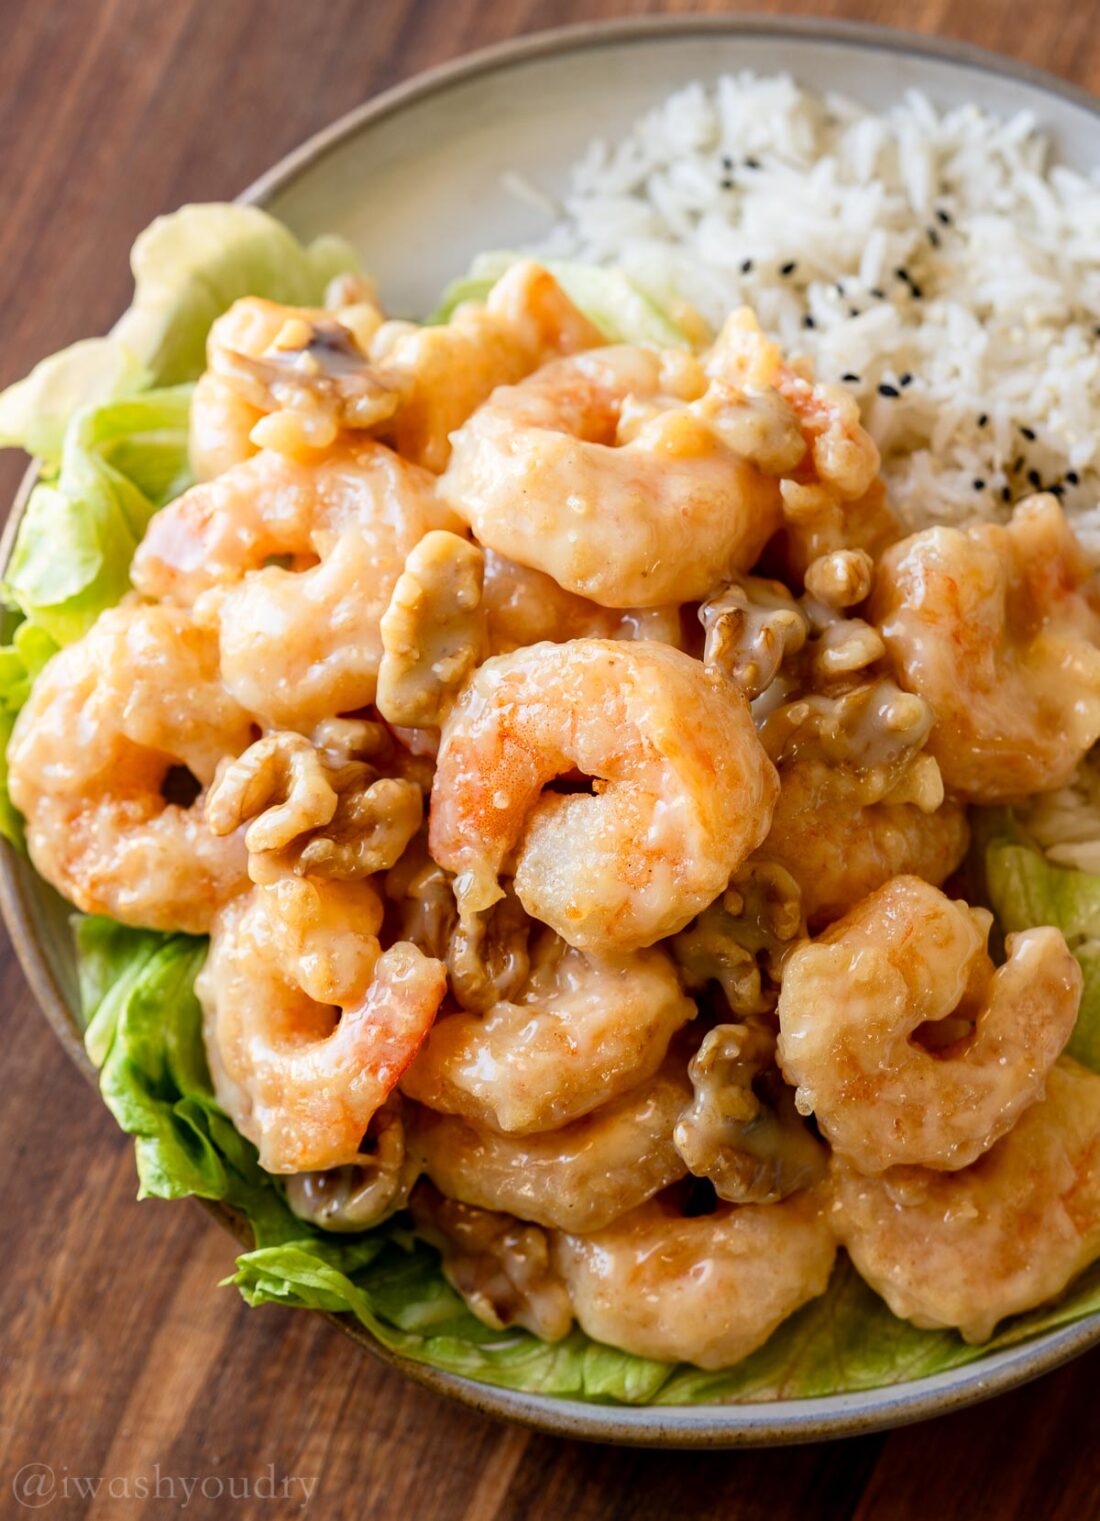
{"left": 4, "top": 16, "right": 1100, "bottom": 1448}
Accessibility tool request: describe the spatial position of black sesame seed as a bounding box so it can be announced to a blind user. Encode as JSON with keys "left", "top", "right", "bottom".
{"left": 928, "top": 227, "right": 941, "bottom": 248}
{"left": 1028, "top": 468, "right": 1041, "bottom": 488}
{"left": 1001, "top": 486, "right": 1012, "bottom": 503}
{"left": 1094, "top": 325, "right": 1100, "bottom": 337}
{"left": 745, "top": 156, "right": 762, "bottom": 169}
{"left": 878, "top": 383, "right": 900, "bottom": 398}
{"left": 899, "top": 372, "right": 913, "bottom": 387}
{"left": 802, "top": 315, "right": 816, "bottom": 329}
{"left": 1020, "top": 426, "right": 1036, "bottom": 440}
{"left": 1050, "top": 483, "right": 1066, "bottom": 498}
{"left": 722, "top": 155, "right": 734, "bottom": 170}
{"left": 780, "top": 261, "right": 797, "bottom": 276}
{"left": 848, "top": 307, "right": 861, "bottom": 319}
{"left": 740, "top": 258, "right": 754, "bottom": 274}
{"left": 909, "top": 284, "right": 924, "bottom": 299}
{"left": 870, "top": 287, "right": 886, "bottom": 300}
{"left": 841, "top": 372, "right": 862, "bottom": 383}
{"left": 1013, "top": 455, "right": 1024, "bottom": 473}
{"left": 936, "top": 208, "right": 952, "bottom": 225}
{"left": 835, "top": 280, "right": 845, "bottom": 295}
{"left": 977, "top": 413, "right": 988, "bottom": 427}
{"left": 894, "top": 266, "right": 911, "bottom": 283}
{"left": 721, "top": 178, "right": 734, "bottom": 190}
{"left": 972, "top": 478, "right": 986, "bottom": 490}
{"left": 1067, "top": 470, "right": 1080, "bottom": 485}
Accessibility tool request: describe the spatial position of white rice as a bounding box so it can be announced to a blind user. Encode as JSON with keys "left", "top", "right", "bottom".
{"left": 530, "top": 74, "right": 1100, "bottom": 547}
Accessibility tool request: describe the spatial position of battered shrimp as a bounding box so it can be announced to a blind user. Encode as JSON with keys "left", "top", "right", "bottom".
{"left": 552, "top": 1187, "right": 836, "bottom": 1369}
{"left": 7, "top": 602, "right": 254, "bottom": 932}
{"left": 402, "top": 932, "right": 695, "bottom": 1133}
{"left": 830, "top": 1059, "right": 1100, "bottom": 1342}
{"left": 871, "top": 495, "right": 1100, "bottom": 801}
{"left": 429, "top": 640, "right": 778, "bottom": 952}
{"left": 777, "top": 876, "right": 1081, "bottom": 1172}
{"left": 408, "top": 1057, "right": 693, "bottom": 1232}
{"left": 441, "top": 343, "right": 805, "bottom": 607}
{"left": 199, "top": 875, "right": 446, "bottom": 1172}
{"left": 369, "top": 259, "right": 606, "bottom": 471}
{"left": 189, "top": 294, "right": 391, "bottom": 480}
{"left": 132, "top": 440, "right": 460, "bottom": 728}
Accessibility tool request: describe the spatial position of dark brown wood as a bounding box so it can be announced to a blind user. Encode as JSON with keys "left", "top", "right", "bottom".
{"left": 2, "top": 1, "right": 1100, "bottom": 1516}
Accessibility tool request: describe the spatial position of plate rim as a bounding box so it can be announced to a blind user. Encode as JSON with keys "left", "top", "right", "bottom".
{"left": 3, "top": 10, "right": 1100, "bottom": 1448}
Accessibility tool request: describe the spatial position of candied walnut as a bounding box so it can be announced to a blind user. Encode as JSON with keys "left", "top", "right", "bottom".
{"left": 385, "top": 832, "right": 458, "bottom": 960}
{"left": 673, "top": 1023, "right": 826, "bottom": 1204}
{"left": 671, "top": 860, "right": 805, "bottom": 1015}
{"left": 385, "top": 834, "right": 532, "bottom": 1009}
{"left": 284, "top": 1100, "right": 417, "bottom": 1232}
{"left": 409, "top": 1181, "right": 574, "bottom": 1340}
{"left": 377, "top": 531, "right": 488, "bottom": 728}
{"left": 699, "top": 576, "right": 808, "bottom": 700}
{"left": 759, "top": 676, "right": 936, "bottom": 795}
{"left": 206, "top": 731, "right": 422, "bottom": 883}
{"left": 803, "top": 548, "right": 875, "bottom": 609}
{"left": 226, "top": 312, "right": 409, "bottom": 447}
{"left": 448, "top": 888, "right": 533, "bottom": 1013}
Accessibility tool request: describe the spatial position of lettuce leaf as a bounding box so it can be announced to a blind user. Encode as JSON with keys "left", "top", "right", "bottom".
{"left": 0, "top": 620, "right": 57, "bottom": 844}
{"left": 0, "top": 204, "right": 360, "bottom": 463}
{"left": 429, "top": 251, "right": 693, "bottom": 348}
{"left": 4, "top": 386, "right": 193, "bottom": 647}
{"left": 75, "top": 903, "right": 1100, "bottom": 1406}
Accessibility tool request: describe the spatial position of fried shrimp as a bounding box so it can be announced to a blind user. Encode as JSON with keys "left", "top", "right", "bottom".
{"left": 441, "top": 341, "right": 806, "bottom": 607}
{"left": 370, "top": 260, "right": 606, "bottom": 471}
{"left": 402, "top": 932, "right": 695, "bottom": 1133}
{"left": 7, "top": 602, "right": 254, "bottom": 932}
{"left": 830, "top": 1060, "right": 1100, "bottom": 1342}
{"left": 552, "top": 1187, "right": 835, "bottom": 1368}
{"left": 132, "top": 440, "right": 459, "bottom": 728}
{"left": 777, "top": 876, "right": 1081, "bottom": 1173}
{"left": 199, "top": 875, "right": 446, "bottom": 1172}
{"left": 408, "top": 1057, "right": 693, "bottom": 1232}
{"left": 409, "top": 1182, "right": 574, "bottom": 1340}
{"left": 871, "top": 495, "right": 1100, "bottom": 801}
{"left": 428, "top": 639, "right": 778, "bottom": 951}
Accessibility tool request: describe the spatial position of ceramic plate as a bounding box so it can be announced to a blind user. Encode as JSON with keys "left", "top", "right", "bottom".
{"left": 4, "top": 16, "right": 1100, "bottom": 1447}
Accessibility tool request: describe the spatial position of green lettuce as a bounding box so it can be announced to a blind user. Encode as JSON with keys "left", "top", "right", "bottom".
{"left": 78, "top": 898, "right": 1100, "bottom": 1406}
{"left": 429, "top": 251, "right": 693, "bottom": 348}
{"left": 4, "top": 386, "right": 193, "bottom": 646}
{"left": 0, "top": 204, "right": 359, "bottom": 463}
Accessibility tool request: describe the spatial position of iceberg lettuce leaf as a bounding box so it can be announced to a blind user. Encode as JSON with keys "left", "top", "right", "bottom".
{"left": 3, "top": 386, "right": 193, "bottom": 646}
{"left": 0, "top": 205, "right": 360, "bottom": 463}
{"left": 429, "top": 252, "right": 693, "bottom": 348}
{"left": 71, "top": 900, "right": 1100, "bottom": 1407}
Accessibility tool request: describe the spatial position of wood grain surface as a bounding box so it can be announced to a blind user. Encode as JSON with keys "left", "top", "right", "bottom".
{"left": 2, "top": 1, "right": 1100, "bottom": 1517}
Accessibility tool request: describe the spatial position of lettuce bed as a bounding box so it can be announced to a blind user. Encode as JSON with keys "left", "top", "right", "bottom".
{"left": 5, "top": 207, "right": 1100, "bottom": 1406}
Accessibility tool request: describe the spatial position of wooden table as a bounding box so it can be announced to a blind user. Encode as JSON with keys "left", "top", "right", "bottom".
{"left": 3, "top": 1, "right": 1100, "bottom": 1516}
